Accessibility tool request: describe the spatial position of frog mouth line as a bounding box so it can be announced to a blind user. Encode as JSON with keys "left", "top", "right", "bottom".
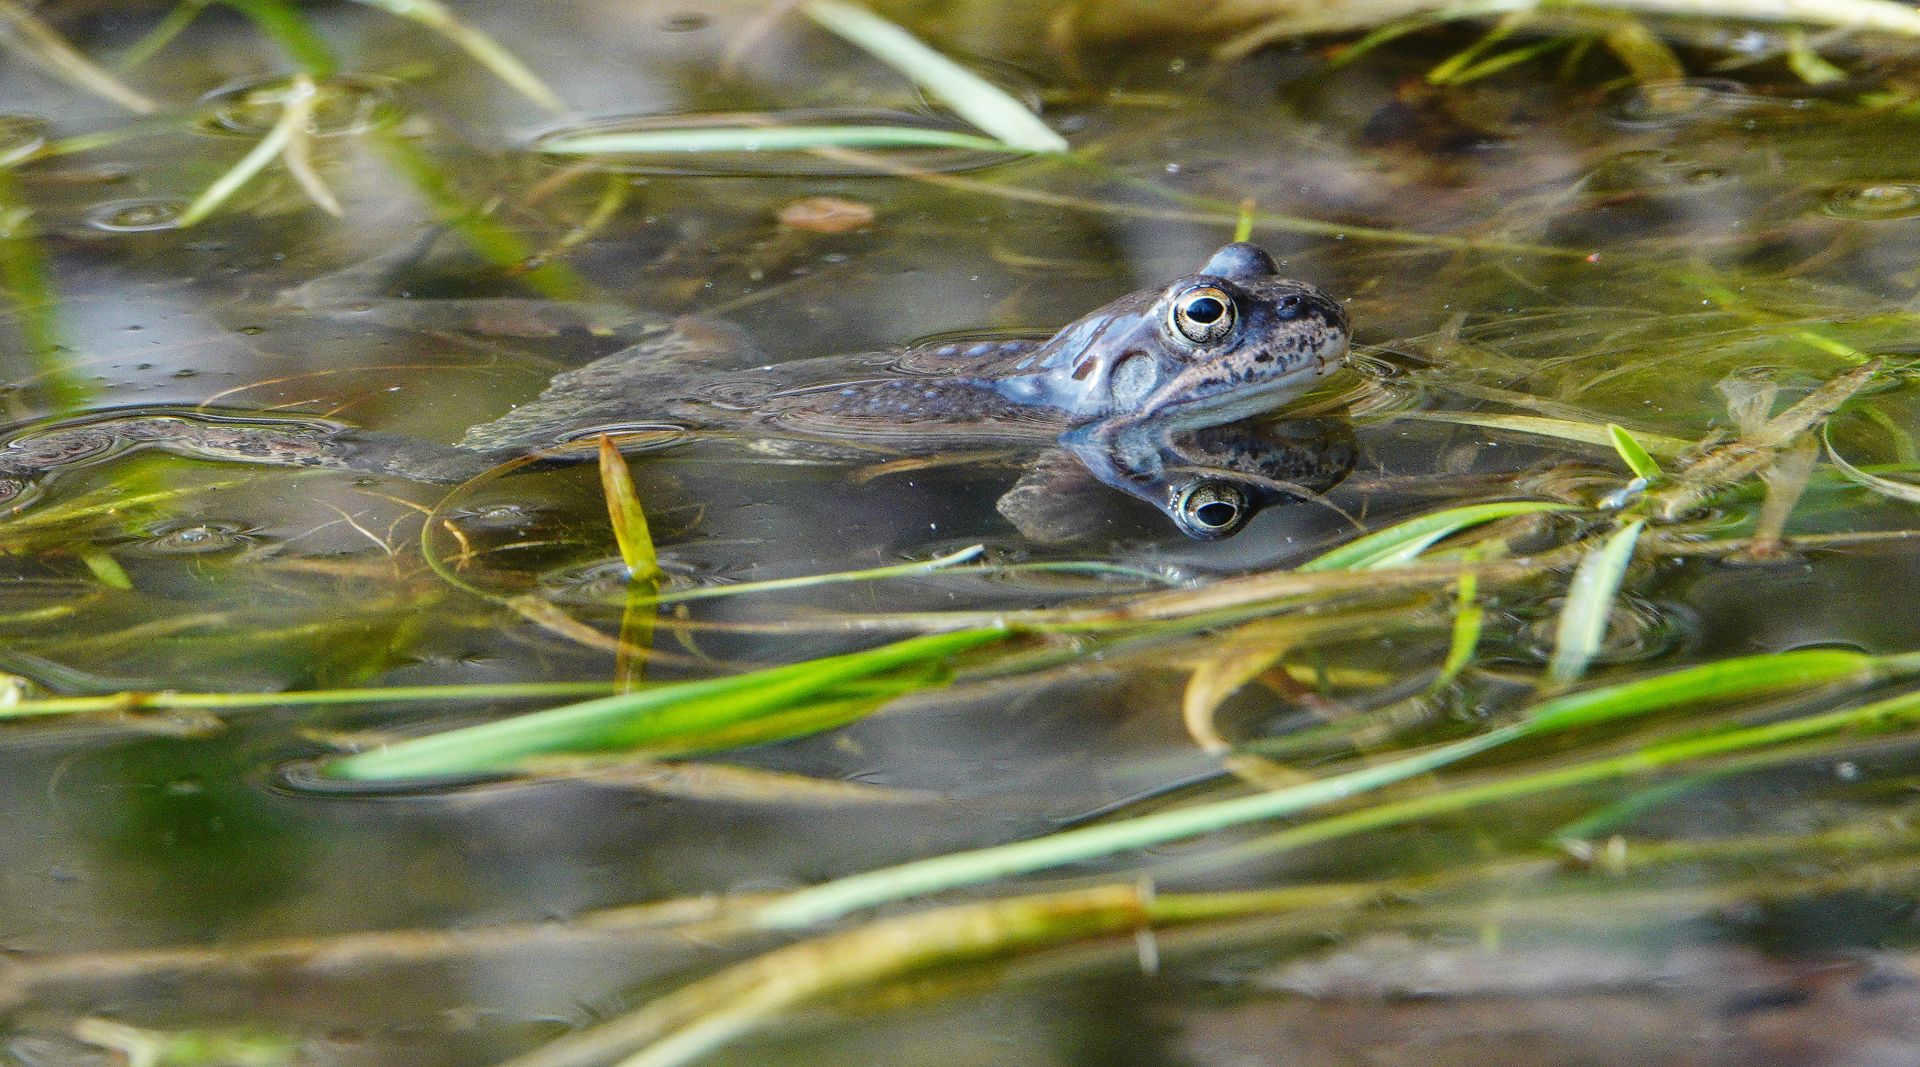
{"left": 1152, "top": 339, "right": 1350, "bottom": 429}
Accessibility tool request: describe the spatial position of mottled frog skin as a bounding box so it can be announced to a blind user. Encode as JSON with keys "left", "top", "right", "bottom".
{"left": 455, "top": 241, "right": 1347, "bottom": 454}
{"left": 0, "top": 242, "right": 1353, "bottom": 539}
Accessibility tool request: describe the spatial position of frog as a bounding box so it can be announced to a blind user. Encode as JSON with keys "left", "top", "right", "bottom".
{"left": 0, "top": 241, "right": 1353, "bottom": 539}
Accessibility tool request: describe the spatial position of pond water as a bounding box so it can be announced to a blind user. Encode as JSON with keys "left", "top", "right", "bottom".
{"left": 6, "top": 2, "right": 1920, "bottom": 1065}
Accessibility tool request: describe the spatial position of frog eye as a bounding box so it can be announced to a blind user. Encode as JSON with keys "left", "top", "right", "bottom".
{"left": 1169, "top": 285, "right": 1237, "bottom": 345}
{"left": 1174, "top": 481, "right": 1250, "bottom": 538}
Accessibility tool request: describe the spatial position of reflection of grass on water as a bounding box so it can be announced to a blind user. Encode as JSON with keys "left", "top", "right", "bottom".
{"left": 11, "top": 2, "right": 1920, "bottom": 1066}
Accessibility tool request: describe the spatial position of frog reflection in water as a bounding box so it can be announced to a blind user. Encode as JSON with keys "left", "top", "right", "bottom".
{"left": 0, "top": 242, "right": 1354, "bottom": 539}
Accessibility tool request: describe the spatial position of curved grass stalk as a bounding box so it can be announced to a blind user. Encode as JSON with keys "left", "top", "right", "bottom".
{"left": 346, "top": 0, "right": 561, "bottom": 112}
{"left": 540, "top": 126, "right": 1033, "bottom": 156}
{"left": 273, "top": 73, "right": 343, "bottom": 216}
{"left": 115, "top": 0, "right": 211, "bottom": 69}
{"left": 749, "top": 647, "right": 1912, "bottom": 930}
{"left": 1299, "top": 499, "right": 1573, "bottom": 571}
{"left": 1393, "top": 410, "right": 1695, "bottom": 456}
{"left": 1223, "top": 680, "right": 1920, "bottom": 870}
{"left": 174, "top": 77, "right": 309, "bottom": 227}
{"left": 800, "top": 0, "right": 1066, "bottom": 152}
{"left": 1825, "top": 423, "right": 1920, "bottom": 504}
{"left": 0, "top": 0, "right": 156, "bottom": 113}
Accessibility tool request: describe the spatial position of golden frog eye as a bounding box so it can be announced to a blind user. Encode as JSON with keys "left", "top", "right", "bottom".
{"left": 1169, "top": 285, "right": 1236, "bottom": 345}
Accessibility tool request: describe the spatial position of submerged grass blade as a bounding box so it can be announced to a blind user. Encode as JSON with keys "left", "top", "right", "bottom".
{"left": 1651, "top": 360, "right": 1879, "bottom": 520}
{"left": 325, "top": 629, "right": 1010, "bottom": 781}
{"left": 497, "top": 885, "right": 1155, "bottom": 1067}
{"left": 0, "top": 681, "right": 618, "bottom": 721}
{"left": 598, "top": 435, "right": 660, "bottom": 582}
{"left": 0, "top": 176, "right": 91, "bottom": 413}
{"left": 1299, "top": 500, "right": 1573, "bottom": 572}
{"left": 1397, "top": 411, "right": 1694, "bottom": 456}
{"left": 116, "top": 0, "right": 209, "bottom": 69}
{"left": 1825, "top": 424, "right": 1920, "bottom": 504}
{"left": 175, "top": 87, "right": 308, "bottom": 227}
{"left": 638, "top": 546, "right": 985, "bottom": 608}
{"left": 801, "top": 0, "right": 1066, "bottom": 152}
{"left": 347, "top": 0, "right": 561, "bottom": 111}
{"left": 372, "top": 128, "right": 589, "bottom": 301}
{"left": 0, "top": 0, "right": 156, "bottom": 112}
{"left": 1433, "top": 562, "right": 1485, "bottom": 690}
{"left": 222, "top": 0, "right": 337, "bottom": 76}
{"left": 274, "top": 73, "right": 343, "bottom": 216}
{"left": 1545, "top": 520, "right": 1644, "bottom": 689}
{"left": 1233, "top": 197, "right": 1256, "bottom": 242}
{"left": 749, "top": 647, "right": 1905, "bottom": 929}
{"left": 77, "top": 548, "right": 132, "bottom": 591}
{"left": 541, "top": 126, "right": 1029, "bottom": 156}
{"left": 1233, "top": 681, "right": 1920, "bottom": 871}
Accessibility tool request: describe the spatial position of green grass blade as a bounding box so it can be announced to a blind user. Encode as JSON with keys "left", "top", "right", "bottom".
{"left": 801, "top": 0, "right": 1066, "bottom": 152}
{"left": 1784, "top": 28, "right": 1847, "bottom": 84}
{"left": 598, "top": 435, "right": 660, "bottom": 582}
{"left": 1236, "top": 683, "right": 1920, "bottom": 870}
{"left": 1397, "top": 412, "right": 1694, "bottom": 457}
{"left": 1545, "top": 520, "right": 1644, "bottom": 688}
{"left": 0, "top": 681, "right": 619, "bottom": 720}
{"left": 1433, "top": 565, "right": 1485, "bottom": 689}
{"left": 220, "top": 0, "right": 337, "bottom": 76}
{"left": 0, "top": 175, "right": 92, "bottom": 412}
{"left": 346, "top": 0, "right": 561, "bottom": 111}
{"left": 175, "top": 91, "right": 305, "bottom": 227}
{"left": 541, "top": 670, "right": 946, "bottom": 761}
{"left": 641, "top": 545, "right": 985, "bottom": 607}
{"left": 1299, "top": 501, "right": 1573, "bottom": 572}
{"left": 371, "top": 128, "right": 588, "bottom": 301}
{"left": 749, "top": 647, "right": 1898, "bottom": 929}
{"left": 115, "top": 0, "right": 209, "bottom": 69}
{"left": 325, "top": 628, "right": 1009, "bottom": 781}
{"left": 1607, "top": 424, "right": 1664, "bottom": 479}
{"left": 540, "top": 126, "right": 1028, "bottom": 156}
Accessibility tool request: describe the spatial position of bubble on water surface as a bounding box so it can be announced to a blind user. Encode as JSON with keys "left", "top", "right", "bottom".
{"left": 0, "top": 114, "right": 47, "bottom": 168}
{"left": 1611, "top": 78, "right": 1754, "bottom": 127}
{"left": 539, "top": 556, "right": 732, "bottom": 606}
{"left": 1521, "top": 595, "right": 1697, "bottom": 667}
{"left": 1819, "top": 182, "right": 1920, "bottom": 221}
{"left": 127, "top": 520, "right": 260, "bottom": 556}
{"left": 86, "top": 198, "right": 186, "bottom": 233}
{"left": 451, "top": 501, "right": 545, "bottom": 531}
{"left": 197, "top": 74, "right": 400, "bottom": 138}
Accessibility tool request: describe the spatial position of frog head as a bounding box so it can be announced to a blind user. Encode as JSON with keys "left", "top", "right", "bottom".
{"left": 992, "top": 242, "right": 1349, "bottom": 428}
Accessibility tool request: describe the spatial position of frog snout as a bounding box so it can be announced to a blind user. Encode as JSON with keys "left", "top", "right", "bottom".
{"left": 1304, "top": 289, "right": 1349, "bottom": 335}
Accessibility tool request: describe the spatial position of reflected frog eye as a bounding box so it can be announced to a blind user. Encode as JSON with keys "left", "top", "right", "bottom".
{"left": 1174, "top": 481, "right": 1250, "bottom": 538}
{"left": 1169, "top": 285, "right": 1237, "bottom": 345}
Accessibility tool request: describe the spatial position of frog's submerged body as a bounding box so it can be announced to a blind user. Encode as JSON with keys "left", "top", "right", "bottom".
{"left": 0, "top": 242, "right": 1353, "bottom": 539}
